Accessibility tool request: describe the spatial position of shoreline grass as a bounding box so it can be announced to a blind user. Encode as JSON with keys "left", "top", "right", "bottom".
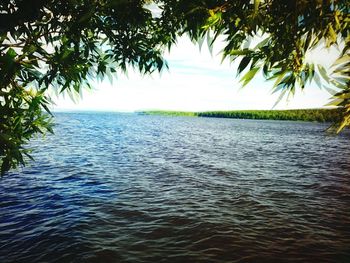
{"left": 139, "top": 108, "right": 342, "bottom": 123}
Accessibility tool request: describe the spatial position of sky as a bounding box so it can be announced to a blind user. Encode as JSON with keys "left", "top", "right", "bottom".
{"left": 52, "top": 35, "right": 339, "bottom": 112}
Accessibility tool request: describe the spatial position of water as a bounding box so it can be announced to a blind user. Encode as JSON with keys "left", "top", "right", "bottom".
{"left": 1, "top": 112, "right": 349, "bottom": 262}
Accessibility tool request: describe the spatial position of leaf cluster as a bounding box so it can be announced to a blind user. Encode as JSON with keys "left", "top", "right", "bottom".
{"left": 160, "top": 0, "right": 349, "bottom": 128}
{"left": 0, "top": 0, "right": 168, "bottom": 174}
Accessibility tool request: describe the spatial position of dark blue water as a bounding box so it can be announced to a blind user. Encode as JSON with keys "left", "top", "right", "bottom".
{"left": 1, "top": 112, "right": 349, "bottom": 262}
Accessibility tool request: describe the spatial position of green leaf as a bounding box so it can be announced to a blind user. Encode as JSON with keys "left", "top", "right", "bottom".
{"left": 235, "top": 18, "right": 241, "bottom": 27}
{"left": 329, "top": 79, "right": 347, "bottom": 90}
{"left": 325, "top": 98, "right": 343, "bottom": 106}
{"left": 317, "top": 65, "right": 329, "bottom": 83}
{"left": 328, "top": 24, "right": 337, "bottom": 43}
{"left": 271, "top": 71, "right": 288, "bottom": 90}
{"left": 323, "top": 85, "right": 337, "bottom": 96}
{"left": 237, "top": 56, "right": 251, "bottom": 76}
{"left": 7, "top": 48, "right": 17, "bottom": 59}
{"left": 313, "top": 73, "right": 322, "bottom": 87}
{"left": 331, "top": 55, "right": 350, "bottom": 68}
{"left": 307, "top": 63, "right": 315, "bottom": 83}
{"left": 254, "top": 37, "right": 269, "bottom": 49}
{"left": 254, "top": 0, "right": 260, "bottom": 13}
{"left": 240, "top": 67, "right": 259, "bottom": 87}
{"left": 228, "top": 49, "right": 251, "bottom": 56}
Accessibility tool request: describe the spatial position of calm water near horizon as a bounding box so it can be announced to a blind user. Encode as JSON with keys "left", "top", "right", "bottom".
{"left": 0, "top": 112, "right": 349, "bottom": 262}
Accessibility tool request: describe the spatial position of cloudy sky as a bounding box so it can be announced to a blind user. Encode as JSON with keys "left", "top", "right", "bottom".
{"left": 53, "top": 35, "right": 338, "bottom": 112}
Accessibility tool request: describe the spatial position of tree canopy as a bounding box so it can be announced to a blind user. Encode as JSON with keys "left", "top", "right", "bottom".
{"left": 0, "top": 0, "right": 349, "bottom": 174}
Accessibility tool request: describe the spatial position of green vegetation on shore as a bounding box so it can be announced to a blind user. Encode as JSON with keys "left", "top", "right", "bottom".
{"left": 141, "top": 109, "right": 342, "bottom": 123}
{"left": 140, "top": 111, "right": 197, "bottom": 117}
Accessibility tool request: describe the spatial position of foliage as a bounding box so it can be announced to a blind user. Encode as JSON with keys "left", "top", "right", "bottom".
{"left": 142, "top": 109, "right": 342, "bottom": 123}
{"left": 0, "top": 0, "right": 166, "bottom": 174}
{"left": 197, "top": 109, "right": 342, "bottom": 123}
{"left": 159, "top": 0, "right": 349, "bottom": 127}
{"left": 0, "top": 0, "right": 349, "bottom": 174}
{"left": 0, "top": 85, "right": 53, "bottom": 175}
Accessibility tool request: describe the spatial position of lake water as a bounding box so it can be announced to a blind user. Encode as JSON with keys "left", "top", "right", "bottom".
{"left": 1, "top": 112, "right": 349, "bottom": 262}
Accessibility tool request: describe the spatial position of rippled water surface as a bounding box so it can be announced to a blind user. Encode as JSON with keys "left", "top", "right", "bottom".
{"left": 1, "top": 112, "right": 350, "bottom": 262}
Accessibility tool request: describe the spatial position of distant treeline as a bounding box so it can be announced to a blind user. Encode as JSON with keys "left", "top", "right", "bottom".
{"left": 140, "top": 111, "right": 197, "bottom": 117}
{"left": 197, "top": 109, "right": 342, "bottom": 122}
{"left": 140, "top": 109, "right": 342, "bottom": 122}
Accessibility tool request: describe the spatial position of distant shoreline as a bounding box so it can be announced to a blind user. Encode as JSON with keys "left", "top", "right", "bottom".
{"left": 139, "top": 109, "right": 341, "bottom": 123}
